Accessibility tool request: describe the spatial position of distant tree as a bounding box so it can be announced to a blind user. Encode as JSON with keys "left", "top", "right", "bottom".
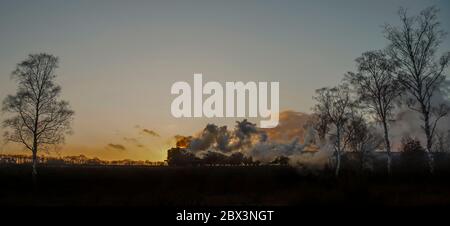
{"left": 384, "top": 7, "right": 450, "bottom": 173}
{"left": 434, "top": 129, "right": 450, "bottom": 153}
{"left": 400, "top": 136, "right": 427, "bottom": 172}
{"left": 2, "top": 53, "right": 74, "bottom": 182}
{"left": 346, "top": 50, "right": 400, "bottom": 174}
{"left": 313, "top": 84, "right": 355, "bottom": 176}
{"left": 345, "top": 112, "right": 383, "bottom": 171}
{"left": 308, "top": 112, "right": 330, "bottom": 145}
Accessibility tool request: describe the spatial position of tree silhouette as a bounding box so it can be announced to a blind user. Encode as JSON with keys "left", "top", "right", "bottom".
{"left": 345, "top": 112, "right": 383, "bottom": 171}
{"left": 2, "top": 53, "right": 74, "bottom": 182}
{"left": 346, "top": 50, "right": 401, "bottom": 174}
{"left": 384, "top": 7, "right": 450, "bottom": 173}
{"left": 313, "top": 84, "right": 355, "bottom": 176}
{"left": 400, "top": 136, "right": 427, "bottom": 172}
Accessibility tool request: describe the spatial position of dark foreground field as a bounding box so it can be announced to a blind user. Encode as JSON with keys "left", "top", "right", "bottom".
{"left": 1, "top": 165, "right": 450, "bottom": 206}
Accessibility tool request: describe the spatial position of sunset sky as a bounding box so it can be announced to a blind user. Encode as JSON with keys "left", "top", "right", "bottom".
{"left": 1, "top": 0, "right": 449, "bottom": 161}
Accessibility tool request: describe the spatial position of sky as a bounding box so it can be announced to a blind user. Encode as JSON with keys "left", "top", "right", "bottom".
{"left": 0, "top": 0, "right": 449, "bottom": 161}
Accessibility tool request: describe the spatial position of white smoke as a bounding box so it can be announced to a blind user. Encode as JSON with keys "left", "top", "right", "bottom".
{"left": 172, "top": 111, "right": 334, "bottom": 170}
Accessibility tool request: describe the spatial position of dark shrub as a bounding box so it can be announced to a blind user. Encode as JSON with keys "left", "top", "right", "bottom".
{"left": 400, "top": 137, "right": 427, "bottom": 172}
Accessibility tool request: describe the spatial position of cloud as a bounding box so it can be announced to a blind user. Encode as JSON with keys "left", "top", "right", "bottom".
{"left": 168, "top": 110, "right": 332, "bottom": 170}
{"left": 173, "top": 120, "right": 264, "bottom": 153}
{"left": 123, "top": 137, "right": 138, "bottom": 143}
{"left": 123, "top": 137, "right": 146, "bottom": 149}
{"left": 262, "top": 110, "right": 311, "bottom": 143}
{"left": 107, "top": 143, "right": 126, "bottom": 151}
{"left": 141, "top": 129, "right": 160, "bottom": 137}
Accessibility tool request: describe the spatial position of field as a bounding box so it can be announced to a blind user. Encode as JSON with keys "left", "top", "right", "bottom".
{"left": 1, "top": 165, "right": 450, "bottom": 207}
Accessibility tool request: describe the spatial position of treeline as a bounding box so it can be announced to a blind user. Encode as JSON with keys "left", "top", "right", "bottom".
{"left": 325, "top": 137, "right": 450, "bottom": 173}
{"left": 0, "top": 154, "right": 165, "bottom": 166}
{"left": 310, "top": 6, "right": 450, "bottom": 176}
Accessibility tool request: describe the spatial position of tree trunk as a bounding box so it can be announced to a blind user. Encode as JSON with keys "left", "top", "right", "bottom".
{"left": 423, "top": 112, "right": 435, "bottom": 174}
{"left": 32, "top": 149, "right": 38, "bottom": 188}
{"left": 335, "top": 151, "right": 341, "bottom": 177}
{"left": 425, "top": 148, "right": 434, "bottom": 174}
{"left": 382, "top": 120, "right": 392, "bottom": 175}
{"left": 335, "top": 125, "right": 342, "bottom": 177}
{"left": 360, "top": 152, "right": 364, "bottom": 171}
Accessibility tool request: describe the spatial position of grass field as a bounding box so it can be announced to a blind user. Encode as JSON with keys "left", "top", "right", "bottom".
{"left": 1, "top": 165, "right": 450, "bottom": 206}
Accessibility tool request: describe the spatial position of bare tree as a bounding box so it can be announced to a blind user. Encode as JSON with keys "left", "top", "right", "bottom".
{"left": 384, "top": 7, "right": 450, "bottom": 173}
{"left": 345, "top": 112, "right": 383, "bottom": 171}
{"left": 346, "top": 50, "right": 401, "bottom": 174}
{"left": 308, "top": 112, "right": 330, "bottom": 145}
{"left": 2, "top": 53, "right": 74, "bottom": 181}
{"left": 313, "top": 84, "right": 355, "bottom": 176}
{"left": 435, "top": 129, "right": 450, "bottom": 153}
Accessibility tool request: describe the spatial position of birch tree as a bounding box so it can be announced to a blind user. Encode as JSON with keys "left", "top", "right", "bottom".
{"left": 384, "top": 7, "right": 450, "bottom": 173}
{"left": 2, "top": 53, "right": 74, "bottom": 182}
{"left": 345, "top": 112, "right": 383, "bottom": 171}
{"left": 346, "top": 50, "right": 401, "bottom": 174}
{"left": 313, "top": 85, "right": 355, "bottom": 176}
